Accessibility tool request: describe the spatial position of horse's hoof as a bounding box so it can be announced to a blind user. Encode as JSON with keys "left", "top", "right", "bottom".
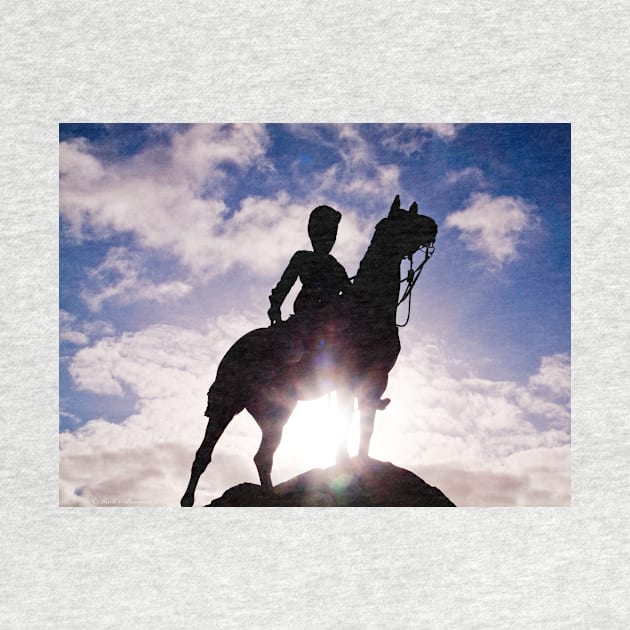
{"left": 180, "top": 494, "right": 194, "bottom": 507}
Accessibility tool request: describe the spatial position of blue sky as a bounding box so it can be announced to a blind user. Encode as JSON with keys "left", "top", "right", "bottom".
{"left": 59, "top": 123, "right": 570, "bottom": 506}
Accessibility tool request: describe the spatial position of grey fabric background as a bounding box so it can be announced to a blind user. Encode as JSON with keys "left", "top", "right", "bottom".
{"left": 2, "top": 1, "right": 628, "bottom": 627}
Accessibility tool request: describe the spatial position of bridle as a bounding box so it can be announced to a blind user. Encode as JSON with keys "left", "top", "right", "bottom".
{"left": 396, "top": 241, "right": 435, "bottom": 328}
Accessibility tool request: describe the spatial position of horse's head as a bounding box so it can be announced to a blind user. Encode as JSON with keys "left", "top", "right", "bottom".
{"left": 377, "top": 195, "right": 438, "bottom": 259}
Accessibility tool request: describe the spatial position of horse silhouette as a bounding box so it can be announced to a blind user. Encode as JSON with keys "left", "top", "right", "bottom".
{"left": 181, "top": 195, "right": 437, "bottom": 506}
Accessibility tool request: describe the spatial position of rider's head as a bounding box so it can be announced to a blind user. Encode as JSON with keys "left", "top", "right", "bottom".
{"left": 308, "top": 205, "right": 341, "bottom": 254}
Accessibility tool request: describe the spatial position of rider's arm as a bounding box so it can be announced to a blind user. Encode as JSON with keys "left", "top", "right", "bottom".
{"left": 268, "top": 252, "right": 303, "bottom": 324}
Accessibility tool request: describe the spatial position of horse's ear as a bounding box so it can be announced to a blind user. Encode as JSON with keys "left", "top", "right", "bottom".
{"left": 389, "top": 195, "right": 400, "bottom": 216}
{"left": 409, "top": 201, "right": 418, "bottom": 215}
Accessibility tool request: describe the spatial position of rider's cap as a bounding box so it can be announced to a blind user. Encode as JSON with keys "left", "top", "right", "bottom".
{"left": 308, "top": 205, "right": 341, "bottom": 235}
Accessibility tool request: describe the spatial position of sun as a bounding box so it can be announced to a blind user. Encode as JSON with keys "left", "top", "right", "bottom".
{"left": 273, "top": 393, "right": 360, "bottom": 473}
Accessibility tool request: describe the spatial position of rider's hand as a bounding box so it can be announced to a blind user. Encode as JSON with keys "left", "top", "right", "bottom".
{"left": 268, "top": 307, "right": 281, "bottom": 326}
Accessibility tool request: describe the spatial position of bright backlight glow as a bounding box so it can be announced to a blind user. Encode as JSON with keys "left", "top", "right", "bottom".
{"left": 273, "top": 393, "right": 360, "bottom": 475}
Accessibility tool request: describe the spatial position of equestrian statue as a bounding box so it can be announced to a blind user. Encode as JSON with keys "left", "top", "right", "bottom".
{"left": 181, "top": 195, "right": 437, "bottom": 506}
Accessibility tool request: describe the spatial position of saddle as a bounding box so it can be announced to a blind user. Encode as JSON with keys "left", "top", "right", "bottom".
{"left": 269, "top": 300, "right": 351, "bottom": 369}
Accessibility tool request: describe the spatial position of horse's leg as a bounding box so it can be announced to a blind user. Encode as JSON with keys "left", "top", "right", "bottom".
{"left": 252, "top": 400, "right": 296, "bottom": 491}
{"left": 358, "top": 405, "right": 380, "bottom": 459}
{"left": 181, "top": 413, "right": 232, "bottom": 507}
{"left": 336, "top": 386, "right": 354, "bottom": 463}
{"left": 357, "top": 371, "right": 390, "bottom": 459}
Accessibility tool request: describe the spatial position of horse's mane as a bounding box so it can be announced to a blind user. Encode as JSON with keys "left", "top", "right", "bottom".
{"left": 351, "top": 218, "right": 401, "bottom": 326}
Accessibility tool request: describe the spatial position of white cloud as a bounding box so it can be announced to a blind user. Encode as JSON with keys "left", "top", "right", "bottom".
{"left": 60, "top": 410, "right": 82, "bottom": 426}
{"left": 60, "top": 316, "right": 570, "bottom": 507}
{"left": 60, "top": 309, "right": 116, "bottom": 346}
{"left": 286, "top": 123, "right": 377, "bottom": 168}
{"left": 368, "top": 336, "right": 570, "bottom": 505}
{"left": 419, "top": 123, "right": 460, "bottom": 139}
{"left": 443, "top": 166, "right": 488, "bottom": 187}
{"left": 60, "top": 124, "right": 377, "bottom": 284}
{"left": 445, "top": 192, "right": 539, "bottom": 267}
{"left": 528, "top": 353, "right": 570, "bottom": 398}
{"left": 69, "top": 340, "right": 126, "bottom": 396}
{"left": 415, "top": 444, "right": 570, "bottom": 507}
{"left": 193, "top": 191, "right": 369, "bottom": 280}
{"left": 61, "top": 316, "right": 264, "bottom": 506}
{"left": 60, "top": 124, "right": 271, "bottom": 276}
{"left": 60, "top": 309, "right": 76, "bottom": 324}
{"left": 84, "top": 321, "right": 115, "bottom": 335}
{"left": 60, "top": 331, "right": 89, "bottom": 346}
{"left": 287, "top": 124, "right": 404, "bottom": 205}
{"left": 337, "top": 124, "right": 373, "bottom": 167}
{"left": 381, "top": 124, "right": 464, "bottom": 156}
{"left": 81, "top": 246, "right": 193, "bottom": 312}
{"left": 59, "top": 137, "right": 105, "bottom": 182}
{"left": 342, "top": 164, "right": 401, "bottom": 198}
{"left": 168, "top": 123, "right": 271, "bottom": 182}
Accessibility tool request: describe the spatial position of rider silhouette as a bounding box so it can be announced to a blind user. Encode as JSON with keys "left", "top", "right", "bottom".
{"left": 267, "top": 205, "right": 352, "bottom": 328}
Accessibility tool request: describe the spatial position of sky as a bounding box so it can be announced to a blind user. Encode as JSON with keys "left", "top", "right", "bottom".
{"left": 59, "top": 123, "right": 570, "bottom": 507}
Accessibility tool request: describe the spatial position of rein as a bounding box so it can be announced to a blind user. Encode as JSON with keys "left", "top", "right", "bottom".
{"left": 396, "top": 242, "right": 435, "bottom": 328}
